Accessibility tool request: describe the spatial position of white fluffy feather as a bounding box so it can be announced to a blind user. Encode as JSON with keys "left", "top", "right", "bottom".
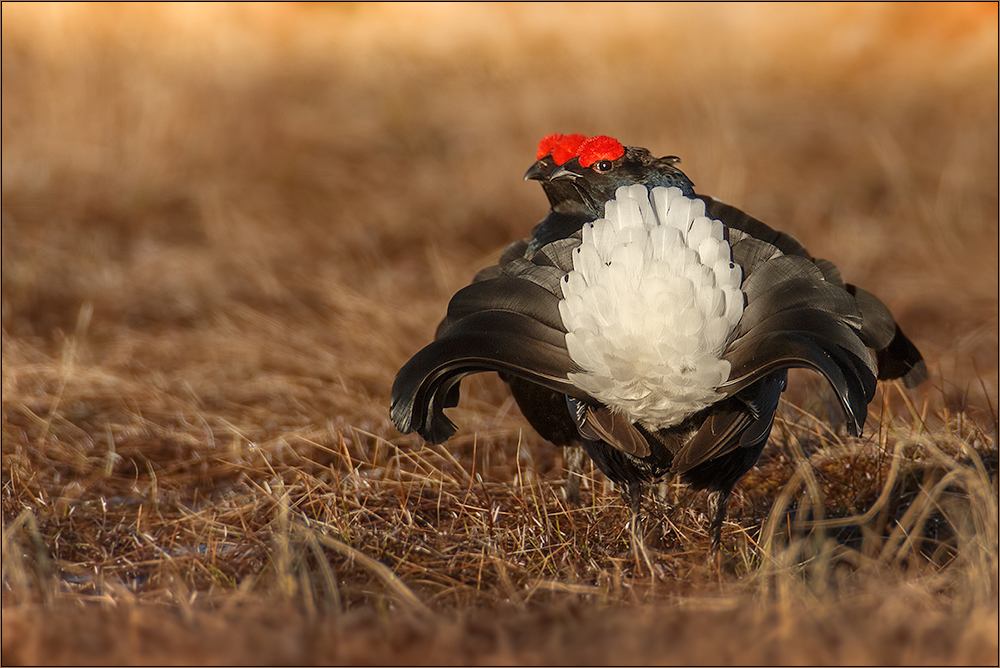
{"left": 558, "top": 185, "right": 744, "bottom": 429}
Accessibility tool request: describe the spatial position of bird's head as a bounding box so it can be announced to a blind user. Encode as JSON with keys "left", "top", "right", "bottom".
{"left": 525, "top": 133, "right": 590, "bottom": 213}
{"left": 549, "top": 135, "right": 696, "bottom": 215}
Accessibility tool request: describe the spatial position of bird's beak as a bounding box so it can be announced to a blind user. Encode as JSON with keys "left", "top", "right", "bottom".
{"left": 523, "top": 159, "right": 550, "bottom": 181}
{"left": 549, "top": 164, "right": 583, "bottom": 182}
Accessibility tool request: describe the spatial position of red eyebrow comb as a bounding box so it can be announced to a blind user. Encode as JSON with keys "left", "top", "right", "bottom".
{"left": 536, "top": 133, "right": 589, "bottom": 165}
{"left": 577, "top": 135, "right": 625, "bottom": 167}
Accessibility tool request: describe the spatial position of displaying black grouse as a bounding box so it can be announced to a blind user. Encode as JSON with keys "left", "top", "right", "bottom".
{"left": 392, "top": 134, "right": 926, "bottom": 549}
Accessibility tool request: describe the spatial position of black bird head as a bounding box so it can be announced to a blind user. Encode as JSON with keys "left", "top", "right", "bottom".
{"left": 525, "top": 133, "right": 590, "bottom": 216}
{"left": 548, "top": 135, "right": 696, "bottom": 217}
{"left": 524, "top": 134, "right": 696, "bottom": 249}
{"left": 522, "top": 133, "right": 593, "bottom": 250}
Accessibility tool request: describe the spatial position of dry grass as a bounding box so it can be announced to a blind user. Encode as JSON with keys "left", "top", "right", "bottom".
{"left": 2, "top": 3, "right": 998, "bottom": 665}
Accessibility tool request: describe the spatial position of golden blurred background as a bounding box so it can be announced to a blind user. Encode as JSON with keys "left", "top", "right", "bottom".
{"left": 3, "top": 3, "right": 996, "bottom": 378}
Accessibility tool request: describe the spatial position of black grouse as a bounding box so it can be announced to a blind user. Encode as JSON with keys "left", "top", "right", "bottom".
{"left": 392, "top": 134, "right": 926, "bottom": 549}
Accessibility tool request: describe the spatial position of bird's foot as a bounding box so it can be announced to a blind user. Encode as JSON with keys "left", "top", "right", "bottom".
{"left": 563, "top": 444, "right": 585, "bottom": 506}
{"left": 706, "top": 488, "right": 731, "bottom": 553}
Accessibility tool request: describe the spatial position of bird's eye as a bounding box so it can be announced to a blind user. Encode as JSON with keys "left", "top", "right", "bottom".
{"left": 595, "top": 160, "right": 614, "bottom": 172}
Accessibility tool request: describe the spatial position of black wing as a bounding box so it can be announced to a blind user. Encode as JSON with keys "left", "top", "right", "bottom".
{"left": 391, "top": 240, "right": 582, "bottom": 444}
{"left": 705, "top": 195, "right": 926, "bottom": 388}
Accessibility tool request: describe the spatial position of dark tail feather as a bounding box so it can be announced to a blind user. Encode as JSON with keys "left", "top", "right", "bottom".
{"left": 391, "top": 311, "right": 578, "bottom": 443}
{"left": 713, "top": 196, "right": 927, "bottom": 392}
{"left": 846, "top": 285, "right": 895, "bottom": 349}
{"left": 845, "top": 285, "right": 927, "bottom": 387}
{"left": 437, "top": 273, "right": 564, "bottom": 338}
{"left": 723, "top": 250, "right": 877, "bottom": 437}
{"left": 699, "top": 196, "right": 813, "bottom": 261}
{"left": 723, "top": 310, "right": 876, "bottom": 436}
{"left": 875, "top": 323, "right": 928, "bottom": 387}
{"left": 506, "top": 377, "right": 579, "bottom": 447}
{"left": 569, "top": 400, "right": 650, "bottom": 457}
{"left": 674, "top": 371, "right": 786, "bottom": 475}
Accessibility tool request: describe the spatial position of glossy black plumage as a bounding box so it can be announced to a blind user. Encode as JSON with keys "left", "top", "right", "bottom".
{"left": 391, "top": 138, "right": 927, "bottom": 550}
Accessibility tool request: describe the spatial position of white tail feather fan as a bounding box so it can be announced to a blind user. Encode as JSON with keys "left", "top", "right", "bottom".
{"left": 558, "top": 185, "right": 745, "bottom": 429}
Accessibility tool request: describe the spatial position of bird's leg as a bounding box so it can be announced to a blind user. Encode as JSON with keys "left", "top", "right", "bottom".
{"left": 655, "top": 479, "right": 672, "bottom": 512}
{"left": 620, "top": 480, "right": 644, "bottom": 551}
{"left": 622, "top": 481, "right": 642, "bottom": 536}
{"left": 621, "top": 480, "right": 643, "bottom": 516}
{"left": 706, "top": 487, "right": 732, "bottom": 554}
{"left": 564, "top": 443, "right": 585, "bottom": 505}
{"left": 644, "top": 478, "right": 672, "bottom": 547}
{"left": 622, "top": 481, "right": 656, "bottom": 578}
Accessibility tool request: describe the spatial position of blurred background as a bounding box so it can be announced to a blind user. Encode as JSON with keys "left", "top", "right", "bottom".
{"left": 3, "top": 4, "right": 996, "bottom": 399}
